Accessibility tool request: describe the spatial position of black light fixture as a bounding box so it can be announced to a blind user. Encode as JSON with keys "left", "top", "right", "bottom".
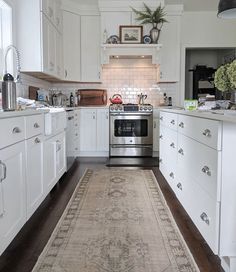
{"left": 218, "top": 0, "right": 236, "bottom": 18}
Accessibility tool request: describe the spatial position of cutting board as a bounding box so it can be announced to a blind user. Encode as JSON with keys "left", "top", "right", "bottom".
{"left": 29, "top": 86, "right": 39, "bottom": 100}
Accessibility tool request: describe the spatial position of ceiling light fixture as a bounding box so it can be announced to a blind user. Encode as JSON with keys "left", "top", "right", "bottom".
{"left": 218, "top": 0, "right": 236, "bottom": 18}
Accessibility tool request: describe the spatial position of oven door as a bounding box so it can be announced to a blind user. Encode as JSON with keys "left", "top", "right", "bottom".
{"left": 110, "top": 113, "right": 153, "bottom": 145}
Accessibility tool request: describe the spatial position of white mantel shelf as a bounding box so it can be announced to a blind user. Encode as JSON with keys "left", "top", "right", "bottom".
{"left": 101, "top": 44, "right": 162, "bottom": 65}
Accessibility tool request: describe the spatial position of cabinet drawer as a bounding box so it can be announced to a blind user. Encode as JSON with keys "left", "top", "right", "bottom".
{"left": 159, "top": 161, "right": 177, "bottom": 193}
{"left": 176, "top": 175, "right": 219, "bottom": 254}
{"left": 177, "top": 134, "right": 221, "bottom": 201}
{"left": 25, "top": 114, "right": 44, "bottom": 139}
{"left": 0, "top": 117, "right": 25, "bottom": 149}
{"left": 159, "top": 111, "right": 177, "bottom": 131}
{"left": 177, "top": 115, "right": 222, "bottom": 150}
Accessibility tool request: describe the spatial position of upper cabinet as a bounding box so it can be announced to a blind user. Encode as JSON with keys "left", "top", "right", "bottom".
{"left": 16, "top": 0, "right": 63, "bottom": 79}
{"left": 62, "top": 10, "right": 81, "bottom": 81}
{"left": 158, "top": 14, "right": 181, "bottom": 82}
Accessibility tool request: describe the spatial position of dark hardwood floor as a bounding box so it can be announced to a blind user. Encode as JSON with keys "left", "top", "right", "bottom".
{"left": 0, "top": 157, "right": 223, "bottom": 272}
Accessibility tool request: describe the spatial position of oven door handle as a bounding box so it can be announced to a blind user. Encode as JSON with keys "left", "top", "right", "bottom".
{"left": 110, "top": 112, "right": 152, "bottom": 116}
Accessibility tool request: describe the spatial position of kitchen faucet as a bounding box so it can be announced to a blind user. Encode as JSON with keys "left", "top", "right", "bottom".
{"left": 4, "top": 45, "right": 21, "bottom": 83}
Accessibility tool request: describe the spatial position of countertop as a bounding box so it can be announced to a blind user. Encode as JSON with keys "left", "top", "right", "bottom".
{"left": 0, "top": 108, "right": 49, "bottom": 119}
{"left": 160, "top": 108, "right": 236, "bottom": 123}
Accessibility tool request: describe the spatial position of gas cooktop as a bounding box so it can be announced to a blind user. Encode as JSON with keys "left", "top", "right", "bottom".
{"left": 109, "top": 103, "right": 153, "bottom": 112}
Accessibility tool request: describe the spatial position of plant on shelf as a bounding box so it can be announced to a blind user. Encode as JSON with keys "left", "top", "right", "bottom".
{"left": 131, "top": 3, "right": 168, "bottom": 44}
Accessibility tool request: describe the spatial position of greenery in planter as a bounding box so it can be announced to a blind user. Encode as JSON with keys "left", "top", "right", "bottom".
{"left": 214, "top": 63, "right": 233, "bottom": 92}
{"left": 131, "top": 3, "right": 168, "bottom": 43}
{"left": 227, "top": 60, "right": 236, "bottom": 89}
{"left": 131, "top": 3, "right": 168, "bottom": 28}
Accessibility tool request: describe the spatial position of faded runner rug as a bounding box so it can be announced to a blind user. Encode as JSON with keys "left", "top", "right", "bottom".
{"left": 32, "top": 168, "right": 199, "bottom": 272}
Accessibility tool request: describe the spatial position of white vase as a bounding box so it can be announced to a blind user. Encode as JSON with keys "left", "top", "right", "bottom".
{"left": 150, "top": 27, "right": 160, "bottom": 44}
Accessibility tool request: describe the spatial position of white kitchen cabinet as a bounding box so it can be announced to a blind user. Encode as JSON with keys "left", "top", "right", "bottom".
{"left": 62, "top": 10, "right": 81, "bottom": 81}
{"left": 25, "top": 135, "right": 44, "bottom": 220}
{"left": 79, "top": 108, "right": 109, "bottom": 156}
{"left": 158, "top": 15, "right": 181, "bottom": 82}
{"left": 153, "top": 109, "right": 160, "bottom": 154}
{"left": 43, "top": 131, "right": 66, "bottom": 194}
{"left": 81, "top": 16, "right": 101, "bottom": 82}
{"left": 0, "top": 141, "right": 26, "bottom": 256}
{"left": 16, "top": 0, "right": 63, "bottom": 79}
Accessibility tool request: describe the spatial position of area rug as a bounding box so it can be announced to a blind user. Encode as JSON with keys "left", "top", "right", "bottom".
{"left": 32, "top": 168, "right": 199, "bottom": 272}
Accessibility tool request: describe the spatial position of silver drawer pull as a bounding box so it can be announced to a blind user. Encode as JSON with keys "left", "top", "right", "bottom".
{"left": 56, "top": 140, "right": 61, "bottom": 151}
{"left": 170, "top": 119, "right": 175, "bottom": 125}
{"left": 75, "top": 133, "right": 78, "bottom": 136}
{"left": 0, "top": 161, "right": 7, "bottom": 181}
{"left": 170, "top": 142, "right": 175, "bottom": 148}
{"left": 34, "top": 122, "right": 40, "bottom": 128}
{"left": 169, "top": 172, "right": 174, "bottom": 178}
{"left": 160, "top": 116, "right": 163, "bottom": 121}
{"left": 159, "top": 135, "right": 163, "bottom": 139}
{"left": 177, "top": 182, "right": 182, "bottom": 190}
{"left": 202, "top": 129, "right": 211, "bottom": 137}
{"left": 34, "top": 137, "right": 41, "bottom": 144}
{"left": 159, "top": 158, "right": 162, "bottom": 163}
{"left": 179, "top": 122, "right": 184, "bottom": 128}
{"left": 202, "top": 166, "right": 211, "bottom": 176}
{"left": 12, "top": 127, "right": 21, "bottom": 134}
{"left": 178, "top": 148, "right": 184, "bottom": 155}
{"left": 200, "top": 212, "right": 210, "bottom": 225}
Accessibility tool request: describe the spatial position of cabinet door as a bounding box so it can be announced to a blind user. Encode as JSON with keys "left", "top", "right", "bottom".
{"left": 97, "top": 109, "right": 109, "bottom": 152}
{"left": 0, "top": 142, "right": 26, "bottom": 256}
{"left": 42, "top": 14, "right": 57, "bottom": 77}
{"left": 80, "top": 109, "right": 97, "bottom": 152}
{"left": 43, "top": 136, "right": 57, "bottom": 194}
{"left": 25, "top": 135, "right": 44, "bottom": 219}
{"left": 158, "top": 15, "right": 180, "bottom": 82}
{"left": 63, "top": 10, "right": 80, "bottom": 81}
{"left": 81, "top": 16, "right": 101, "bottom": 82}
{"left": 55, "top": 132, "right": 66, "bottom": 179}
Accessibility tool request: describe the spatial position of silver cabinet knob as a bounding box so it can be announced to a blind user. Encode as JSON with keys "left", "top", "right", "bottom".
{"left": 34, "top": 122, "right": 40, "bottom": 128}
{"left": 202, "top": 166, "right": 211, "bottom": 176}
{"left": 169, "top": 172, "right": 174, "bottom": 178}
{"left": 202, "top": 129, "right": 211, "bottom": 137}
{"left": 178, "top": 148, "right": 184, "bottom": 155}
{"left": 170, "top": 119, "right": 175, "bottom": 125}
{"left": 159, "top": 158, "right": 162, "bottom": 163}
{"left": 200, "top": 212, "right": 210, "bottom": 225}
{"left": 159, "top": 135, "right": 163, "bottom": 139}
{"left": 177, "top": 182, "right": 182, "bottom": 190}
{"left": 153, "top": 121, "right": 156, "bottom": 129}
{"left": 170, "top": 142, "right": 175, "bottom": 148}
{"left": 34, "top": 137, "right": 41, "bottom": 144}
{"left": 0, "top": 161, "right": 7, "bottom": 182}
{"left": 12, "top": 127, "right": 21, "bottom": 134}
{"left": 179, "top": 122, "right": 184, "bottom": 128}
{"left": 160, "top": 116, "right": 163, "bottom": 121}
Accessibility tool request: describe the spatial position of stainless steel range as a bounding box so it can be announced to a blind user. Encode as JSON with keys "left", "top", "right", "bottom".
{"left": 109, "top": 103, "right": 153, "bottom": 157}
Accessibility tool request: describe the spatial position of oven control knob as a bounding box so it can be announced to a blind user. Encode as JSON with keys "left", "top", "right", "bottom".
{"left": 140, "top": 106, "right": 143, "bottom": 111}
{"left": 110, "top": 106, "right": 114, "bottom": 111}
{"left": 148, "top": 106, "right": 152, "bottom": 111}
{"left": 144, "top": 106, "right": 147, "bottom": 111}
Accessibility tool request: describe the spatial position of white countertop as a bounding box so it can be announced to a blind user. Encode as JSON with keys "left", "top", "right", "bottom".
{"left": 0, "top": 108, "right": 49, "bottom": 119}
{"left": 160, "top": 108, "right": 236, "bottom": 123}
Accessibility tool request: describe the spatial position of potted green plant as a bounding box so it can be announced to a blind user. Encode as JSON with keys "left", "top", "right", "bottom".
{"left": 131, "top": 3, "right": 168, "bottom": 43}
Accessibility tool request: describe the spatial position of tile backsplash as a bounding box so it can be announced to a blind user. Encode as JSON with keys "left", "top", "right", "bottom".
{"left": 17, "top": 59, "right": 178, "bottom": 107}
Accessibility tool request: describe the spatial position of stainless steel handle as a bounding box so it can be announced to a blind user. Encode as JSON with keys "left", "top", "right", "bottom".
{"left": 0, "top": 161, "right": 6, "bottom": 181}
{"left": 202, "top": 166, "right": 211, "bottom": 176}
{"left": 34, "top": 122, "right": 40, "bottom": 128}
{"left": 34, "top": 137, "right": 41, "bottom": 144}
{"left": 170, "top": 119, "right": 175, "bottom": 125}
{"left": 179, "top": 122, "right": 184, "bottom": 128}
{"left": 160, "top": 116, "right": 163, "bottom": 121}
{"left": 200, "top": 212, "right": 210, "bottom": 225}
{"left": 178, "top": 148, "right": 184, "bottom": 155}
{"left": 65, "top": 69, "right": 68, "bottom": 78}
{"left": 202, "top": 129, "right": 211, "bottom": 137}
{"left": 169, "top": 172, "right": 174, "bottom": 178}
{"left": 110, "top": 112, "right": 152, "bottom": 116}
{"left": 68, "top": 116, "right": 74, "bottom": 120}
{"left": 177, "top": 182, "right": 182, "bottom": 190}
{"left": 12, "top": 127, "right": 21, "bottom": 134}
{"left": 154, "top": 121, "right": 156, "bottom": 128}
{"left": 170, "top": 142, "right": 175, "bottom": 148}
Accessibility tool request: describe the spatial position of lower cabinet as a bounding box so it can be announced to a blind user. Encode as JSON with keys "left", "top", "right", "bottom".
{"left": 25, "top": 135, "right": 44, "bottom": 219}
{"left": 44, "top": 131, "right": 66, "bottom": 194}
{"left": 79, "top": 108, "right": 109, "bottom": 156}
{"left": 0, "top": 142, "right": 26, "bottom": 255}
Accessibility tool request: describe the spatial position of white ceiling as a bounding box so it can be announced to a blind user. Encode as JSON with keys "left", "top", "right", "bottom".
{"left": 69, "top": 0, "right": 219, "bottom": 11}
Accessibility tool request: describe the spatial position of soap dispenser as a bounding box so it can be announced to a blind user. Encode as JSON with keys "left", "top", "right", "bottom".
{"left": 2, "top": 73, "right": 16, "bottom": 111}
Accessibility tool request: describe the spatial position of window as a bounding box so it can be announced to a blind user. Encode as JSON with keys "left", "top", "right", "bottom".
{"left": 0, "top": 0, "right": 12, "bottom": 79}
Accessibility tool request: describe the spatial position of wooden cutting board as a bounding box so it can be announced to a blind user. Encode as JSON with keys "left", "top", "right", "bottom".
{"left": 29, "top": 86, "right": 39, "bottom": 100}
